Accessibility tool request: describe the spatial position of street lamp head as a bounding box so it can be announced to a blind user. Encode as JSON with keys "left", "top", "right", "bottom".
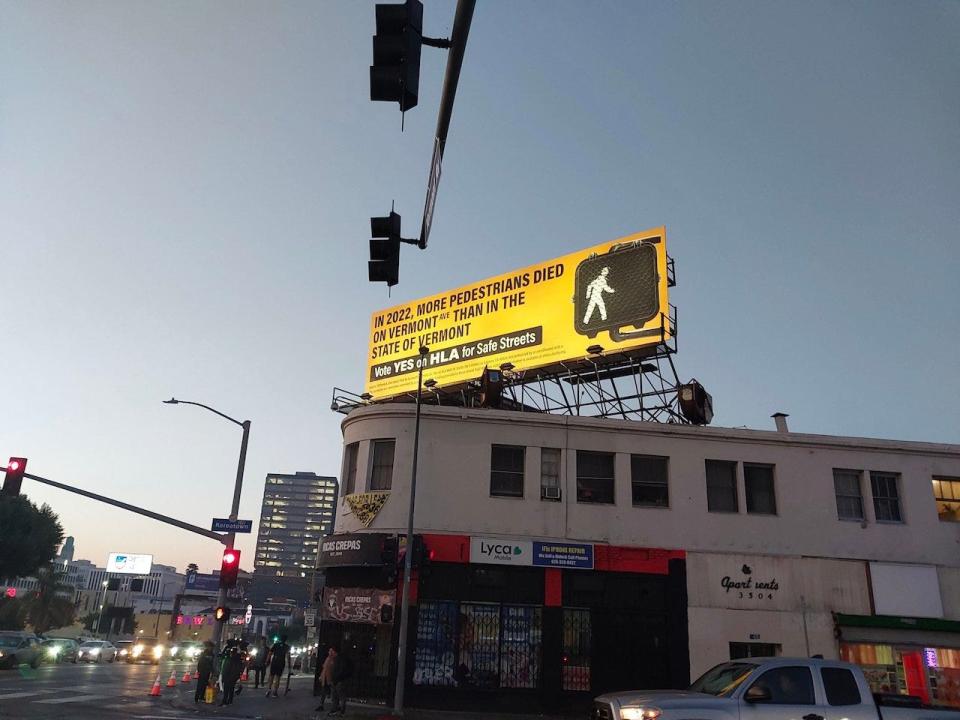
{"left": 163, "top": 398, "right": 179, "bottom": 405}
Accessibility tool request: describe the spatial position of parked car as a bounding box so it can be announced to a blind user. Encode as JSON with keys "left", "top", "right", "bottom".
{"left": 41, "top": 638, "right": 79, "bottom": 663}
{"left": 77, "top": 640, "right": 118, "bottom": 663}
{"left": 593, "top": 657, "right": 960, "bottom": 720}
{"left": 114, "top": 639, "right": 133, "bottom": 661}
{"left": 0, "top": 632, "right": 43, "bottom": 669}
{"left": 126, "top": 638, "right": 164, "bottom": 664}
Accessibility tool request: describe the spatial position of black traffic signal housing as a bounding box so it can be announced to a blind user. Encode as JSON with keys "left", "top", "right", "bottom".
{"left": 214, "top": 606, "right": 231, "bottom": 622}
{"left": 412, "top": 535, "right": 432, "bottom": 569}
{"left": 370, "top": 0, "right": 423, "bottom": 112}
{"left": 2, "top": 457, "right": 27, "bottom": 496}
{"left": 479, "top": 368, "right": 504, "bottom": 409}
{"left": 379, "top": 603, "right": 395, "bottom": 624}
{"left": 381, "top": 535, "right": 399, "bottom": 566}
{"left": 369, "top": 211, "right": 402, "bottom": 287}
{"left": 219, "top": 549, "right": 241, "bottom": 589}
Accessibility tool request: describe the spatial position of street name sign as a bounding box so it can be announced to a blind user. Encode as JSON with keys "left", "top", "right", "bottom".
{"left": 211, "top": 518, "right": 253, "bottom": 533}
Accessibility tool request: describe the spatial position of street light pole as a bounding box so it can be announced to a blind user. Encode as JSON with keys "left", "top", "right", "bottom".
{"left": 163, "top": 398, "right": 250, "bottom": 650}
{"left": 393, "top": 346, "right": 429, "bottom": 716}
{"left": 96, "top": 580, "right": 108, "bottom": 637}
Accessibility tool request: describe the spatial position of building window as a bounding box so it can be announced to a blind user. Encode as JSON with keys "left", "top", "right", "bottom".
{"left": 342, "top": 443, "right": 358, "bottom": 495}
{"left": 490, "top": 445, "right": 525, "bottom": 498}
{"left": 576, "top": 451, "right": 615, "bottom": 504}
{"left": 706, "top": 460, "right": 738, "bottom": 512}
{"left": 744, "top": 463, "right": 776, "bottom": 515}
{"left": 730, "top": 641, "right": 782, "bottom": 660}
{"left": 540, "top": 448, "right": 561, "bottom": 500}
{"left": 933, "top": 477, "right": 960, "bottom": 522}
{"left": 834, "top": 469, "right": 864, "bottom": 521}
{"left": 631, "top": 455, "right": 669, "bottom": 507}
{"left": 871, "top": 472, "right": 903, "bottom": 522}
{"left": 370, "top": 439, "right": 395, "bottom": 491}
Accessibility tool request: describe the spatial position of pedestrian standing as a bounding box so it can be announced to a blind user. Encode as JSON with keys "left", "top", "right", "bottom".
{"left": 314, "top": 646, "right": 335, "bottom": 712}
{"left": 328, "top": 645, "right": 353, "bottom": 716}
{"left": 265, "top": 634, "right": 291, "bottom": 698}
{"left": 194, "top": 641, "right": 215, "bottom": 704}
{"left": 220, "top": 645, "right": 244, "bottom": 706}
{"left": 253, "top": 637, "right": 269, "bottom": 688}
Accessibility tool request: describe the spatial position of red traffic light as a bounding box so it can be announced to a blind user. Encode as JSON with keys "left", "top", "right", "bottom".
{"left": 219, "top": 548, "right": 241, "bottom": 589}
{"left": 2, "top": 457, "right": 27, "bottom": 496}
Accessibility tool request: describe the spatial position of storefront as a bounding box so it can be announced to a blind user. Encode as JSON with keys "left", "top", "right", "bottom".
{"left": 837, "top": 614, "right": 960, "bottom": 708}
{"left": 317, "top": 532, "right": 689, "bottom": 712}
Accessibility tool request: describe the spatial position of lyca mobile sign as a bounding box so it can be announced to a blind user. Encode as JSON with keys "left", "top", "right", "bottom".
{"left": 366, "top": 227, "right": 670, "bottom": 399}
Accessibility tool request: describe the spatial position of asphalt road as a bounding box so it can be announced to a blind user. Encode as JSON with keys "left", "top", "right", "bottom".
{"left": 0, "top": 659, "right": 318, "bottom": 720}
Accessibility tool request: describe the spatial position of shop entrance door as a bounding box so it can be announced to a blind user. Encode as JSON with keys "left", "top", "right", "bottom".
{"left": 901, "top": 650, "right": 931, "bottom": 704}
{"left": 319, "top": 621, "right": 394, "bottom": 701}
{"left": 592, "top": 611, "right": 669, "bottom": 695}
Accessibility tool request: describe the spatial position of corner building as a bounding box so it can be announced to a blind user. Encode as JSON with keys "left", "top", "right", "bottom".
{"left": 318, "top": 404, "right": 960, "bottom": 713}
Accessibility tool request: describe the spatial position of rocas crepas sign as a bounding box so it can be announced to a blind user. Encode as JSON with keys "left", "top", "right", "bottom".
{"left": 316, "top": 533, "right": 387, "bottom": 568}
{"left": 366, "top": 227, "right": 670, "bottom": 399}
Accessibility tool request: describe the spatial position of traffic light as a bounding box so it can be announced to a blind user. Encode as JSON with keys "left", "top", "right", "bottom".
{"left": 214, "top": 606, "right": 231, "bottom": 622}
{"left": 2, "top": 457, "right": 27, "bottom": 496}
{"left": 369, "top": 211, "right": 402, "bottom": 287}
{"left": 219, "top": 549, "right": 241, "bottom": 588}
{"left": 412, "top": 535, "right": 433, "bottom": 568}
{"left": 370, "top": 0, "right": 423, "bottom": 112}
{"left": 381, "top": 536, "right": 399, "bottom": 566}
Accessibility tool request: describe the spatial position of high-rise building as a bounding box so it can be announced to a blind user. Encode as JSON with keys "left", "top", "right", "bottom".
{"left": 250, "top": 471, "right": 338, "bottom": 608}
{"left": 58, "top": 536, "right": 75, "bottom": 562}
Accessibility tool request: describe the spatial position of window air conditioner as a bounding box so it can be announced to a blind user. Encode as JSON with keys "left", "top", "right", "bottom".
{"left": 542, "top": 486, "right": 561, "bottom": 500}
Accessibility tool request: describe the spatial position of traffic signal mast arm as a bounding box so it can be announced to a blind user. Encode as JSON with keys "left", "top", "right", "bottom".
{"left": 2, "top": 466, "right": 227, "bottom": 543}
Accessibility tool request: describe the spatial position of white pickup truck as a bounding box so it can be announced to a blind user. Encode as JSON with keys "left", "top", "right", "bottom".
{"left": 593, "top": 657, "right": 960, "bottom": 720}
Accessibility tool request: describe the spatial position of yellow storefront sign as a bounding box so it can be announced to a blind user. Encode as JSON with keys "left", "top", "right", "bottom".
{"left": 365, "top": 226, "right": 671, "bottom": 399}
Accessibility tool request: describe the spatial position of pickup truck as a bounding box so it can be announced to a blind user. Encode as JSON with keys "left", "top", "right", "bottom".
{"left": 593, "top": 657, "right": 960, "bottom": 720}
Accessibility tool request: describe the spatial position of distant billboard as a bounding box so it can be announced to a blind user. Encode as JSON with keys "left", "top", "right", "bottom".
{"left": 365, "top": 227, "right": 670, "bottom": 399}
{"left": 106, "top": 552, "right": 153, "bottom": 575}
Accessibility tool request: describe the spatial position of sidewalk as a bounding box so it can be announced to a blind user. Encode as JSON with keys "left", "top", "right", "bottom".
{"left": 168, "top": 674, "right": 574, "bottom": 720}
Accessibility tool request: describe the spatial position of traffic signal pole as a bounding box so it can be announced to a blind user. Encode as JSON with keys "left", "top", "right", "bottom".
{"left": 212, "top": 418, "right": 250, "bottom": 650}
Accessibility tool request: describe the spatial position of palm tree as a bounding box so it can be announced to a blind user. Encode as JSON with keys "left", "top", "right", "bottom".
{"left": 25, "top": 565, "right": 75, "bottom": 634}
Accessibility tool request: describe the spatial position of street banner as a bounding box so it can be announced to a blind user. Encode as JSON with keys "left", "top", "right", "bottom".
{"left": 366, "top": 226, "right": 670, "bottom": 399}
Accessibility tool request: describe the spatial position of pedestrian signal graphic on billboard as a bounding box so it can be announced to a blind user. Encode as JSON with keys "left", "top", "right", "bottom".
{"left": 366, "top": 226, "right": 671, "bottom": 399}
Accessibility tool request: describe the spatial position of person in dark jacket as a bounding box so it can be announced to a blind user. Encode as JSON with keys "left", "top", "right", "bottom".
{"left": 195, "top": 642, "right": 215, "bottom": 704}
{"left": 253, "top": 637, "right": 269, "bottom": 688}
{"left": 220, "top": 645, "right": 244, "bottom": 706}
{"left": 328, "top": 645, "right": 353, "bottom": 716}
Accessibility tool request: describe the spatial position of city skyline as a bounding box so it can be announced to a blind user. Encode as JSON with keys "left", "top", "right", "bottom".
{"left": 2, "top": 0, "right": 958, "bottom": 572}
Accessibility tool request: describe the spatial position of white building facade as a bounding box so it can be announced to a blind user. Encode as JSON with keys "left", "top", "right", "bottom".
{"left": 320, "top": 404, "right": 960, "bottom": 712}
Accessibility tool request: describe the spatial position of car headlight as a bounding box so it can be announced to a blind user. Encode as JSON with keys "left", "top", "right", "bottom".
{"left": 170, "top": 646, "right": 179, "bottom": 655}
{"left": 47, "top": 648, "right": 60, "bottom": 657}
{"left": 132, "top": 645, "right": 144, "bottom": 657}
{"left": 0, "top": 650, "right": 6, "bottom": 658}
{"left": 621, "top": 708, "right": 662, "bottom": 720}
{"left": 189, "top": 648, "right": 200, "bottom": 657}
{"left": 153, "top": 646, "right": 163, "bottom": 658}
{"left": 249, "top": 648, "right": 257, "bottom": 657}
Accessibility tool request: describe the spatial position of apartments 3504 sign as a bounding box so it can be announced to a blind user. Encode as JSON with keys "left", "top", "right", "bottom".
{"left": 366, "top": 227, "right": 671, "bottom": 399}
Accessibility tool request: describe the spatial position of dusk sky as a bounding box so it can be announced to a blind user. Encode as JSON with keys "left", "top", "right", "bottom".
{"left": 2, "top": 1, "right": 958, "bottom": 574}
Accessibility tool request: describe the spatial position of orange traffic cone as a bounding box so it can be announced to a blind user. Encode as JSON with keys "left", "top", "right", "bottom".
{"left": 166, "top": 669, "right": 178, "bottom": 688}
{"left": 149, "top": 675, "right": 162, "bottom": 697}
{"left": 182, "top": 671, "right": 192, "bottom": 683}
{"left": 193, "top": 670, "right": 199, "bottom": 680}
{"left": 240, "top": 668, "right": 248, "bottom": 681}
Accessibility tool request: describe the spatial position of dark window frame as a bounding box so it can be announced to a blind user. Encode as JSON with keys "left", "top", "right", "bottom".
{"left": 706, "top": 460, "right": 738, "bottom": 513}
{"left": 834, "top": 469, "right": 865, "bottom": 521}
{"left": 630, "top": 454, "right": 669, "bottom": 507}
{"left": 744, "top": 463, "right": 777, "bottom": 515}
{"left": 369, "top": 439, "right": 396, "bottom": 491}
{"left": 576, "top": 451, "right": 616, "bottom": 504}
{"left": 871, "top": 471, "right": 903, "bottom": 523}
{"left": 342, "top": 442, "right": 359, "bottom": 496}
{"left": 490, "top": 445, "right": 525, "bottom": 498}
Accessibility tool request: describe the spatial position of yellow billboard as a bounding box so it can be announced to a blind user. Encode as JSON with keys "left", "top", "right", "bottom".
{"left": 365, "top": 227, "right": 671, "bottom": 399}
